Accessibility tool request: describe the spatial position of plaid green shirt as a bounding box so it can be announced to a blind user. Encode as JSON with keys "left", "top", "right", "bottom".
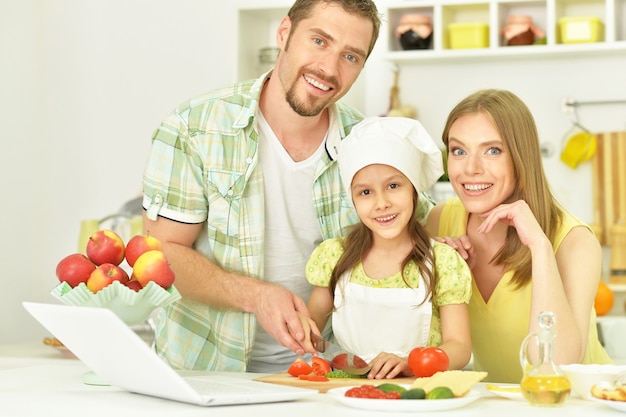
{"left": 142, "top": 72, "right": 435, "bottom": 371}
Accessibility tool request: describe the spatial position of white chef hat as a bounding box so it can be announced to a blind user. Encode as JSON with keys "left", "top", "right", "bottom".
{"left": 338, "top": 117, "right": 444, "bottom": 200}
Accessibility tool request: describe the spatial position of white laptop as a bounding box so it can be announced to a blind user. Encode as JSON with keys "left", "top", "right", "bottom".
{"left": 23, "top": 302, "right": 317, "bottom": 406}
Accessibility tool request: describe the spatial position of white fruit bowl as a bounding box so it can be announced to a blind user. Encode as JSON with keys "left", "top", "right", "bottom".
{"left": 51, "top": 280, "right": 181, "bottom": 325}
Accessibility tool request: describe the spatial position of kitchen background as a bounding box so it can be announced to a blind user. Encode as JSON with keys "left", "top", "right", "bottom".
{"left": 2, "top": 0, "right": 625, "bottom": 347}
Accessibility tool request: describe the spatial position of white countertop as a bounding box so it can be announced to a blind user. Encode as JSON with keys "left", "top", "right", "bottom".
{"left": 0, "top": 343, "right": 623, "bottom": 417}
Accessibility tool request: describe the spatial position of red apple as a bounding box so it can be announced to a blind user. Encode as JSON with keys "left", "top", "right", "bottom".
{"left": 86, "top": 229, "right": 125, "bottom": 266}
{"left": 87, "top": 263, "right": 130, "bottom": 293}
{"left": 124, "top": 279, "right": 143, "bottom": 292}
{"left": 56, "top": 253, "right": 97, "bottom": 287}
{"left": 132, "top": 250, "right": 175, "bottom": 289}
{"left": 125, "top": 234, "right": 162, "bottom": 267}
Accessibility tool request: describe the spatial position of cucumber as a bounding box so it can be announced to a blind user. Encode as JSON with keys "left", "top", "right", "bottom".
{"left": 377, "top": 383, "right": 407, "bottom": 394}
{"left": 400, "top": 388, "right": 426, "bottom": 399}
{"left": 426, "top": 386, "right": 454, "bottom": 399}
{"left": 325, "top": 370, "right": 367, "bottom": 379}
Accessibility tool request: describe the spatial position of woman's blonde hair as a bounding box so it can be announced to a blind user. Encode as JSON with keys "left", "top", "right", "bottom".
{"left": 441, "top": 89, "right": 563, "bottom": 288}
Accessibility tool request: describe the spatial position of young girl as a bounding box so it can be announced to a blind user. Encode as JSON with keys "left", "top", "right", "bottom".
{"left": 301, "top": 116, "right": 473, "bottom": 379}
{"left": 426, "top": 89, "right": 612, "bottom": 383}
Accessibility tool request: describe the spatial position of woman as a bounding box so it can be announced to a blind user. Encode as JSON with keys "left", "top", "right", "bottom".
{"left": 426, "top": 89, "right": 612, "bottom": 383}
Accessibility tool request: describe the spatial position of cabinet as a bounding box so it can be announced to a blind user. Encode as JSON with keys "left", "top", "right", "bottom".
{"left": 385, "top": 0, "right": 626, "bottom": 61}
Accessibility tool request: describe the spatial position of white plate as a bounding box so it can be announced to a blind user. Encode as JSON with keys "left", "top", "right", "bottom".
{"left": 591, "top": 397, "right": 626, "bottom": 413}
{"left": 486, "top": 384, "right": 524, "bottom": 400}
{"left": 327, "top": 386, "right": 481, "bottom": 412}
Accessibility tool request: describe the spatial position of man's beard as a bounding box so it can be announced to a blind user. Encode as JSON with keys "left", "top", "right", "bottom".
{"left": 285, "top": 87, "right": 331, "bottom": 117}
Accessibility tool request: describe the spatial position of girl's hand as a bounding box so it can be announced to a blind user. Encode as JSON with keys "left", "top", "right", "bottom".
{"left": 367, "top": 352, "right": 412, "bottom": 379}
{"left": 292, "top": 312, "right": 321, "bottom": 355}
{"left": 477, "top": 200, "right": 547, "bottom": 248}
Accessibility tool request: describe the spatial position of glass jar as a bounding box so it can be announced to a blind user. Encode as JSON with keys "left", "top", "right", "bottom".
{"left": 502, "top": 15, "right": 545, "bottom": 46}
{"left": 396, "top": 14, "right": 433, "bottom": 50}
{"left": 519, "top": 311, "right": 571, "bottom": 406}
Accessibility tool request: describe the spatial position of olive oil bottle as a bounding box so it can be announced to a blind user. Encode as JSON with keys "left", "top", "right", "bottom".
{"left": 519, "top": 311, "right": 571, "bottom": 406}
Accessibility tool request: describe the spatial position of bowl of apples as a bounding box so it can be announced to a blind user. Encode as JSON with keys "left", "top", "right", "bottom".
{"left": 52, "top": 229, "right": 181, "bottom": 326}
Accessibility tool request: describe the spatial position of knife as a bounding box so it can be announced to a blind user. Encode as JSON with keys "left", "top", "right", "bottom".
{"left": 310, "top": 332, "right": 371, "bottom": 375}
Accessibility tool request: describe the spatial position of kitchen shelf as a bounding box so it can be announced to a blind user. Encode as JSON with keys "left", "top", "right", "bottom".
{"left": 609, "top": 283, "right": 626, "bottom": 292}
{"left": 385, "top": 0, "right": 626, "bottom": 62}
{"left": 234, "top": 0, "right": 625, "bottom": 107}
{"left": 236, "top": 0, "right": 626, "bottom": 72}
{"left": 236, "top": 3, "right": 289, "bottom": 81}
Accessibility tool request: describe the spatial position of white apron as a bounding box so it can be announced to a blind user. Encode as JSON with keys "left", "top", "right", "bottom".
{"left": 332, "top": 270, "right": 433, "bottom": 362}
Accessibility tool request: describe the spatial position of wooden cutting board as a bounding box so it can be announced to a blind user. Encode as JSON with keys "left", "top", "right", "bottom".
{"left": 591, "top": 131, "right": 626, "bottom": 246}
{"left": 254, "top": 372, "right": 416, "bottom": 393}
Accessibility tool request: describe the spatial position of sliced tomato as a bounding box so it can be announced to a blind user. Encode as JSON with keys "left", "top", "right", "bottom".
{"left": 298, "top": 374, "right": 329, "bottom": 382}
{"left": 345, "top": 385, "right": 401, "bottom": 399}
{"left": 287, "top": 358, "right": 313, "bottom": 377}
{"left": 311, "top": 357, "right": 332, "bottom": 376}
{"left": 330, "top": 353, "right": 368, "bottom": 370}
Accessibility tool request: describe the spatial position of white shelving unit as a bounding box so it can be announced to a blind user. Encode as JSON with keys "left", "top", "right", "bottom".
{"left": 236, "top": 0, "right": 626, "bottom": 74}
{"left": 236, "top": 4, "right": 289, "bottom": 80}
{"left": 385, "top": 0, "right": 626, "bottom": 62}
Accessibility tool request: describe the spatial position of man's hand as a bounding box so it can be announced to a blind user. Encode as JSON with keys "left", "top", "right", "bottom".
{"left": 253, "top": 283, "right": 312, "bottom": 356}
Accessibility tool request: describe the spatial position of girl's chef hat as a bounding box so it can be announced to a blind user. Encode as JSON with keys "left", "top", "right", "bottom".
{"left": 339, "top": 116, "right": 443, "bottom": 198}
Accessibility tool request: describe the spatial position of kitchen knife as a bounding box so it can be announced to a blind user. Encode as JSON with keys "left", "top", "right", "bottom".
{"left": 310, "top": 332, "right": 371, "bottom": 375}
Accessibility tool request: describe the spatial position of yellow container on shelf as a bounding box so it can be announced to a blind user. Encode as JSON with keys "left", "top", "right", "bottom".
{"left": 559, "top": 16, "right": 604, "bottom": 43}
{"left": 448, "top": 22, "right": 489, "bottom": 49}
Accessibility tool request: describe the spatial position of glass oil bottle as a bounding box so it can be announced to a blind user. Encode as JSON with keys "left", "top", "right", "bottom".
{"left": 519, "top": 311, "right": 571, "bottom": 406}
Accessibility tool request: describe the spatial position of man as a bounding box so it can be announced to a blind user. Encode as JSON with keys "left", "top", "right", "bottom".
{"left": 141, "top": 0, "right": 434, "bottom": 373}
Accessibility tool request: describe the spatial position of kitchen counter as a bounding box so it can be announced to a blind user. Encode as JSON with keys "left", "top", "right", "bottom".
{"left": 0, "top": 343, "right": 623, "bottom": 417}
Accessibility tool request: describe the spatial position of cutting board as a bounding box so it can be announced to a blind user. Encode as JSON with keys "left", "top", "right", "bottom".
{"left": 591, "top": 131, "right": 626, "bottom": 246}
{"left": 254, "top": 372, "right": 416, "bottom": 393}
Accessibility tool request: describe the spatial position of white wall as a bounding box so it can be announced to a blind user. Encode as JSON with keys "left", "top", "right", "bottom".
{"left": 0, "top": 0, "right": 236, "bottom": 343}
{"left": 2, "top": 0, "right": 625, "bottom": 344}
{"left": 1, "top": 0, "right": 43, "bottom": 343}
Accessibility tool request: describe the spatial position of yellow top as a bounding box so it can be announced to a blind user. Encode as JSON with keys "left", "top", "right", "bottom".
{"left": 438, "top": 198, "right": 612, "bottom": 383}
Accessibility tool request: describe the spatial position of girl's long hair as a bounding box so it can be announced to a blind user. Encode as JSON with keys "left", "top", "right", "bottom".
{"left": 328, "top": 192, "right": 436, "bottom": 303}
{"left": 441, "top": 89, "right": 563, "bottom": 288}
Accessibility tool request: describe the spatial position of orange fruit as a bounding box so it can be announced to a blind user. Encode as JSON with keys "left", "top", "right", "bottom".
{"left": 594, "top": 281, "right": 614, "bottom": 316}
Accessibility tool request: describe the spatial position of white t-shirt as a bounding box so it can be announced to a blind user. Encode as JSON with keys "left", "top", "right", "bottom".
{"left": 246, "top": 112, "right": 326, "bottom": 373}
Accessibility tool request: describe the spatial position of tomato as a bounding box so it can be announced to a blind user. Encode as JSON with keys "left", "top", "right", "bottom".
{"left": 287, "top": 358, "right": 313, "bottom": 377}
{"left": 298, "top": 374, "right": 329, "bottom": 382}
{"left": 345, "top": 384, "right": 401, "bottom": 399}
{"left": 311, "top": 357, "right": 332, "bottom": 376}
{"left": 330, "top": 353, "right": 368, "bottom": 370}
{"left": 407, "top": 346, "right": 449, "bottom": 378}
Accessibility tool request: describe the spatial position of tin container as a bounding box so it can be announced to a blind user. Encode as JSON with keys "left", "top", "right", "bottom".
{"left": 448, "top": 23, "right": 489, "bottom": 49}
{"left": 559, "top": 16, "right": 604, "bottom": 43}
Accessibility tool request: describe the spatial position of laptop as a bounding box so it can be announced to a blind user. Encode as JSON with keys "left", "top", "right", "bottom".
{"left": 23, "top": 302, "right": 317, "bottom": 406}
